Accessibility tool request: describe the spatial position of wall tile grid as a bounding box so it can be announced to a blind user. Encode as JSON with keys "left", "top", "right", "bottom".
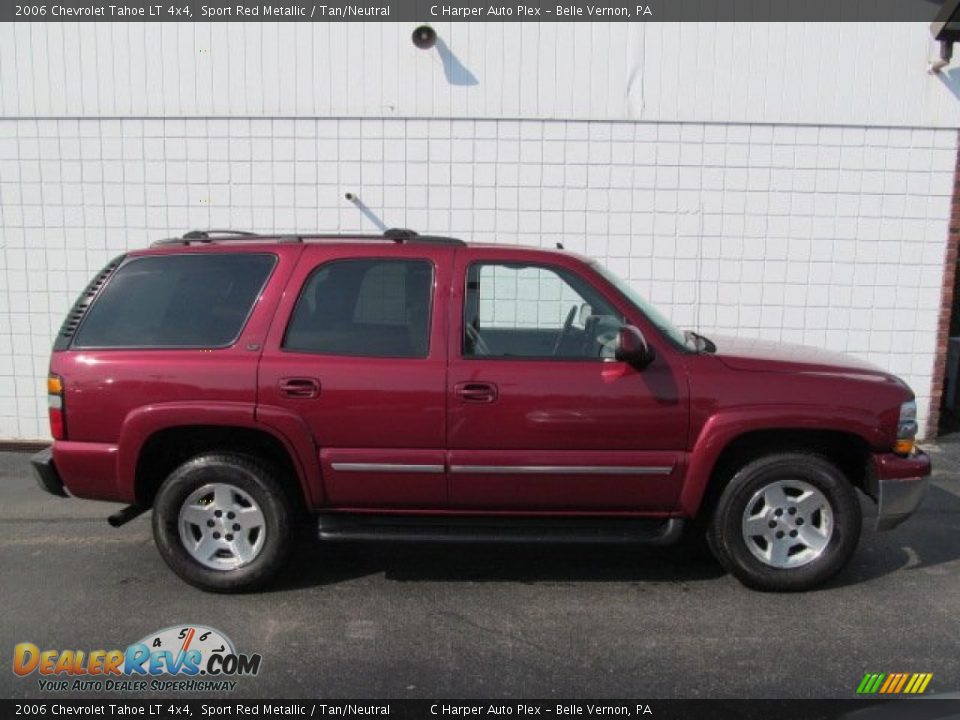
{"left": 3, "top": 23, "right": 959, "bottom": 129}
{"left": 0, "top": 117, "right": 955, "bottom": 439}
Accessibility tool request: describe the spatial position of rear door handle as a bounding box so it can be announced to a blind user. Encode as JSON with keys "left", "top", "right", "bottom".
{"left": 278, "top": 377, "right": 321, "bottom": 399}
{"left": 455, "top": 381, "right": 498, "bottom": 403}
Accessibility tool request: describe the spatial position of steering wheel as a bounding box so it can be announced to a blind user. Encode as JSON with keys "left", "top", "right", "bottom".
{"left": 465, "top": 322, "right": 491, "bottom": 356}
{"left": 551, "top": 304, "right": 579, "bottom": 356}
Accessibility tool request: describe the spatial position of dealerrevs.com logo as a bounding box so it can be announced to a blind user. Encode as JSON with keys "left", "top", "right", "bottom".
{"left": 13, "top": 625, "right": 261, "bottom": 693}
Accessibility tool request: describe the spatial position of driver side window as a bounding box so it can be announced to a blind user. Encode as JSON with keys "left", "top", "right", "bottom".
{"left": 463, "top": 262, "right": 623, "bottom": 360}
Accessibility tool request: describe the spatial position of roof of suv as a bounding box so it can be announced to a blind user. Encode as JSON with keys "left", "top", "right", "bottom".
{"left": 151, "top": 228, "right": 467, "bottom": 248}
{"left": 143, "top": 228, "right": 582, "bottom": 263}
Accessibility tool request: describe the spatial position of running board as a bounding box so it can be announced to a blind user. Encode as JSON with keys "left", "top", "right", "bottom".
{"left": 316, "top": 513, "right": 684, "bottom": 545}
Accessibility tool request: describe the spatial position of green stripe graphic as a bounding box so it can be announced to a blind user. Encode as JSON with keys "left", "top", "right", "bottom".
{"left": 857, "top": 673, "right": 886, "bottom": 694}
{"left": 868, "top": 674, "right": 887, "bottom": 694}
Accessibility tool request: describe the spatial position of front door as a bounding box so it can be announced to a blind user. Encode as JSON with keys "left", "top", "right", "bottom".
{"left": 258, "top": 245, "right": 454, "bottom": 508}
{"left": 446, "top": 250, "right": 688, "bottom": 511}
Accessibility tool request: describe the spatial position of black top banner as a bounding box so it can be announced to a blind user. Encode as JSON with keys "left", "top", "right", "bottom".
{"left": 0, "top": 0, "right": 951, "bottom": 22}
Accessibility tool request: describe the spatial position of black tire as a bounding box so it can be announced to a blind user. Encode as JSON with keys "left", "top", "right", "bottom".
{"left": 152, "top": 452, "right": 294, "bottom": 593}
{"left": 706, "top": 452, "right": 861, "bottom": 592}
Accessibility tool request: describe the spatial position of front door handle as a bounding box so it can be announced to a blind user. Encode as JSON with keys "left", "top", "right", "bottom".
{"left": 279, "top": 377, "right": 321, "bottom": 399}
{"left": 455, "top": 381, "right": 498, "bottom": 403}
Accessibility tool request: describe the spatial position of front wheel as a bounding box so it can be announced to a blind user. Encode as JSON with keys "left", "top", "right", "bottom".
{"left": 152, "top": 453, "right": 294, "bottom": 592}
{"left": 707, "top": 453, "right": 862, "bottom": 592}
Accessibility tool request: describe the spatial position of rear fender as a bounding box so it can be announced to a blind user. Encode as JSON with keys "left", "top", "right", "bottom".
{"left": 117, "top": 402, "right": 319, "bottom": 506}
{"left": 254, "top": 404, "right": 324, "bottom": 506}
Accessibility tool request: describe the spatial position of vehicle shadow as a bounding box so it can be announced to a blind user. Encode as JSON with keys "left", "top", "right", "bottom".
{"left": 826, "top": 481, "right": 960, "bottom": 589}
{"left": 269, "top": 482, "right": 960, "bottom": 593}
{"left": 271, "top": 538, "right": 726, "bottom": 591}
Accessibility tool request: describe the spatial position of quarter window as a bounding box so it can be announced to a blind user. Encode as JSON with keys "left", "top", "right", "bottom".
{"left": 463, "top": 263, "right": 623, "bottom": 360}
{"left": 73, "top": 253, "right": 275, "bottom": 348}
{"left": 284, "top": 258, "right": 433, "bottom": 358}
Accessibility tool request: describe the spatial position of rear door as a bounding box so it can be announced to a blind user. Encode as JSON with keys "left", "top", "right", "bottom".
{"left": 258, "top": 244, "right": 454, "bottom": 508}
{"left": 446, "top": 248, "right": 689, "bottom": 512}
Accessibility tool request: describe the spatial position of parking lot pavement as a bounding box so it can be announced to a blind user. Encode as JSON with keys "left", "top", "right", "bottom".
{"left": 1, "top": 446, "right": 959, "bottom": 700}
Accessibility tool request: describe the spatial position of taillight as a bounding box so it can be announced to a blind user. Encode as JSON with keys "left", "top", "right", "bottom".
{"left": 47, "top": 374, "right": 65, "bottom": 440}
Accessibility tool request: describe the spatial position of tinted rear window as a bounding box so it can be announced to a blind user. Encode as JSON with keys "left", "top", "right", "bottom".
{"left": 73, "top": 254, "right": 275, "bottom": 348}
{"left": 283, "top": 258, "right": 433, "bottom": 358}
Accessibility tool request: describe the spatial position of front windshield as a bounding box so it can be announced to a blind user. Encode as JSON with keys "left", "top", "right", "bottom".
{"left": 590, "top": 262, "right": 688, "bottom": 349}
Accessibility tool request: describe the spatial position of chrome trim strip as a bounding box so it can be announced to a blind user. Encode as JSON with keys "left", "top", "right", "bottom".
{"left": 449, "top": 465, "right": 672, "bottom": 476}
{"left": 331, "top": 463, "right": 674, "bottom": 476}
{"left": 331, "top": 462, "right": 444, "bottom": 474}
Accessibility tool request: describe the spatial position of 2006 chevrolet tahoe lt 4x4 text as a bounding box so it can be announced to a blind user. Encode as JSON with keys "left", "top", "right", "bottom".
{"left": 30, "top": 228, "right": 930, "bottom": 592}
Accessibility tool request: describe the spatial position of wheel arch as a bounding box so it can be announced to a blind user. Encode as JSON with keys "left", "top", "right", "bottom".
{"left": 133, "top": 425, "right": 310, "bottom": 514}
{"left": 681, "top": 420, "right": 874, "bottom": 520}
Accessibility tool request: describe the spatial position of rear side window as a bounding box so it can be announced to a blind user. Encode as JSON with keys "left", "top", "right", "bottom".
{"left": 73, "top": 254, "right": 275, "bottom": 348}
{"left": 283, "top": 258, "right": 433, "bottom": 358}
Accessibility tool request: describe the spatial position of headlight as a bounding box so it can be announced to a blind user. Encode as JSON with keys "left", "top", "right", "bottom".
{"left": 894, "top": 400, "right": 918, "bottom": 455}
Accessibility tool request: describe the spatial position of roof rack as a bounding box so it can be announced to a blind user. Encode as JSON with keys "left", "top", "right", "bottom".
{"left": 383, "top": 228, "right": 465, "bottom": 246}
{"left": 384, "top": 227, "right": 418, "bottom": 240}
{"left": 151, "top": 229, "right": 466, "bottom": 248}
{"left": 152, "top": 229, "right": 267, "bottom": 247}
{"left": 183, "top": 229, "right": 261, "bottom": 240}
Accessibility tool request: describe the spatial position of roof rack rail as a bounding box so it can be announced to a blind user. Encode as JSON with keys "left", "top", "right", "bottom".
{"left": 383, "top": 228, "right": 465, "bottom": 246}
{"left": 183, "top": 229, "right": 261, "bottom": 240}
{"left": 384, "top": 227, "right": 418, "bottom": 240}
{"left": 151, "top": 229, "right": 265, "bottom": 247}
{"left": 150, "top": 228, "right": 467, "bottom": 248}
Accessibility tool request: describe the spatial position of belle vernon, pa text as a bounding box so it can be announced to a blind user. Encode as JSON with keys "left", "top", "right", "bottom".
{"left": 430, "top": 4, "right": 653, "bottom": 17}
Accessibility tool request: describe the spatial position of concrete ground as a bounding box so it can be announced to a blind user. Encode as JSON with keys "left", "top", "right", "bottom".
{"left": 1, "top": 444, "right": 958, "bottom": 699}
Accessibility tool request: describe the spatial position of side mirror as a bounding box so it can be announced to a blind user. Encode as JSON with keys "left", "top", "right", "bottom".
{"left": 615, "top": 325, "right": 655, "bottom": 369}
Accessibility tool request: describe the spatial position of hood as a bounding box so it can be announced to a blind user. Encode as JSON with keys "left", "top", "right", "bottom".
{"left": 709, "top": 334, "right": 890, "bottom": 377}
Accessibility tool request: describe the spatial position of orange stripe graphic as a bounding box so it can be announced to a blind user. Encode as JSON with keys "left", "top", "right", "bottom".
{"left": 893, "top": 674, "right": 909, "bottom": 693}
{"left": 880, "top": 673, "right": 903, "bottom": 693}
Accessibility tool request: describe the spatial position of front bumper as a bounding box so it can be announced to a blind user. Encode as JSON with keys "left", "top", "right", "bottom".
{"left": 30, "top": 447, "right": 68, "bottom": 498}
{"left": 871, "top": 450, "right": 931, "bottom": 531}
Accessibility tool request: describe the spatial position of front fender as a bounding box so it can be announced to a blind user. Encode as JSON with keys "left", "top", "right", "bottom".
{"left": 677, "top": 404, "right": 884, "bottom": 517}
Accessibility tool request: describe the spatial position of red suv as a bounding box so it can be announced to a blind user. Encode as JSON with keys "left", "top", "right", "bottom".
{"left": 31, "top": 229, "right": 930, "bottom": 592}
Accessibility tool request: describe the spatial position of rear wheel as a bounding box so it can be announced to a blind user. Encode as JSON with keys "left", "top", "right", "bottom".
{"left": 152, "top": 453, "right": 294, "bottom": 592}
{"left": 707, "top": 453, "right": 861, "bottom": 592}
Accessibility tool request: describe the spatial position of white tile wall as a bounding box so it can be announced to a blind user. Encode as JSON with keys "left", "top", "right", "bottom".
{"left": 478, "top": 265, "right": 589, "bottom": 329}
{"left": 3, "top": 23, "right": 959, "bottom": 129}
{"left": 0, "top": 118, "right": 955, "bottom": 439}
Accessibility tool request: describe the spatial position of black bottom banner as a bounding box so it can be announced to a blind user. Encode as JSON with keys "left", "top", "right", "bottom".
{"left": 3, "top": 699, "right": 960, "bottom": 720}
